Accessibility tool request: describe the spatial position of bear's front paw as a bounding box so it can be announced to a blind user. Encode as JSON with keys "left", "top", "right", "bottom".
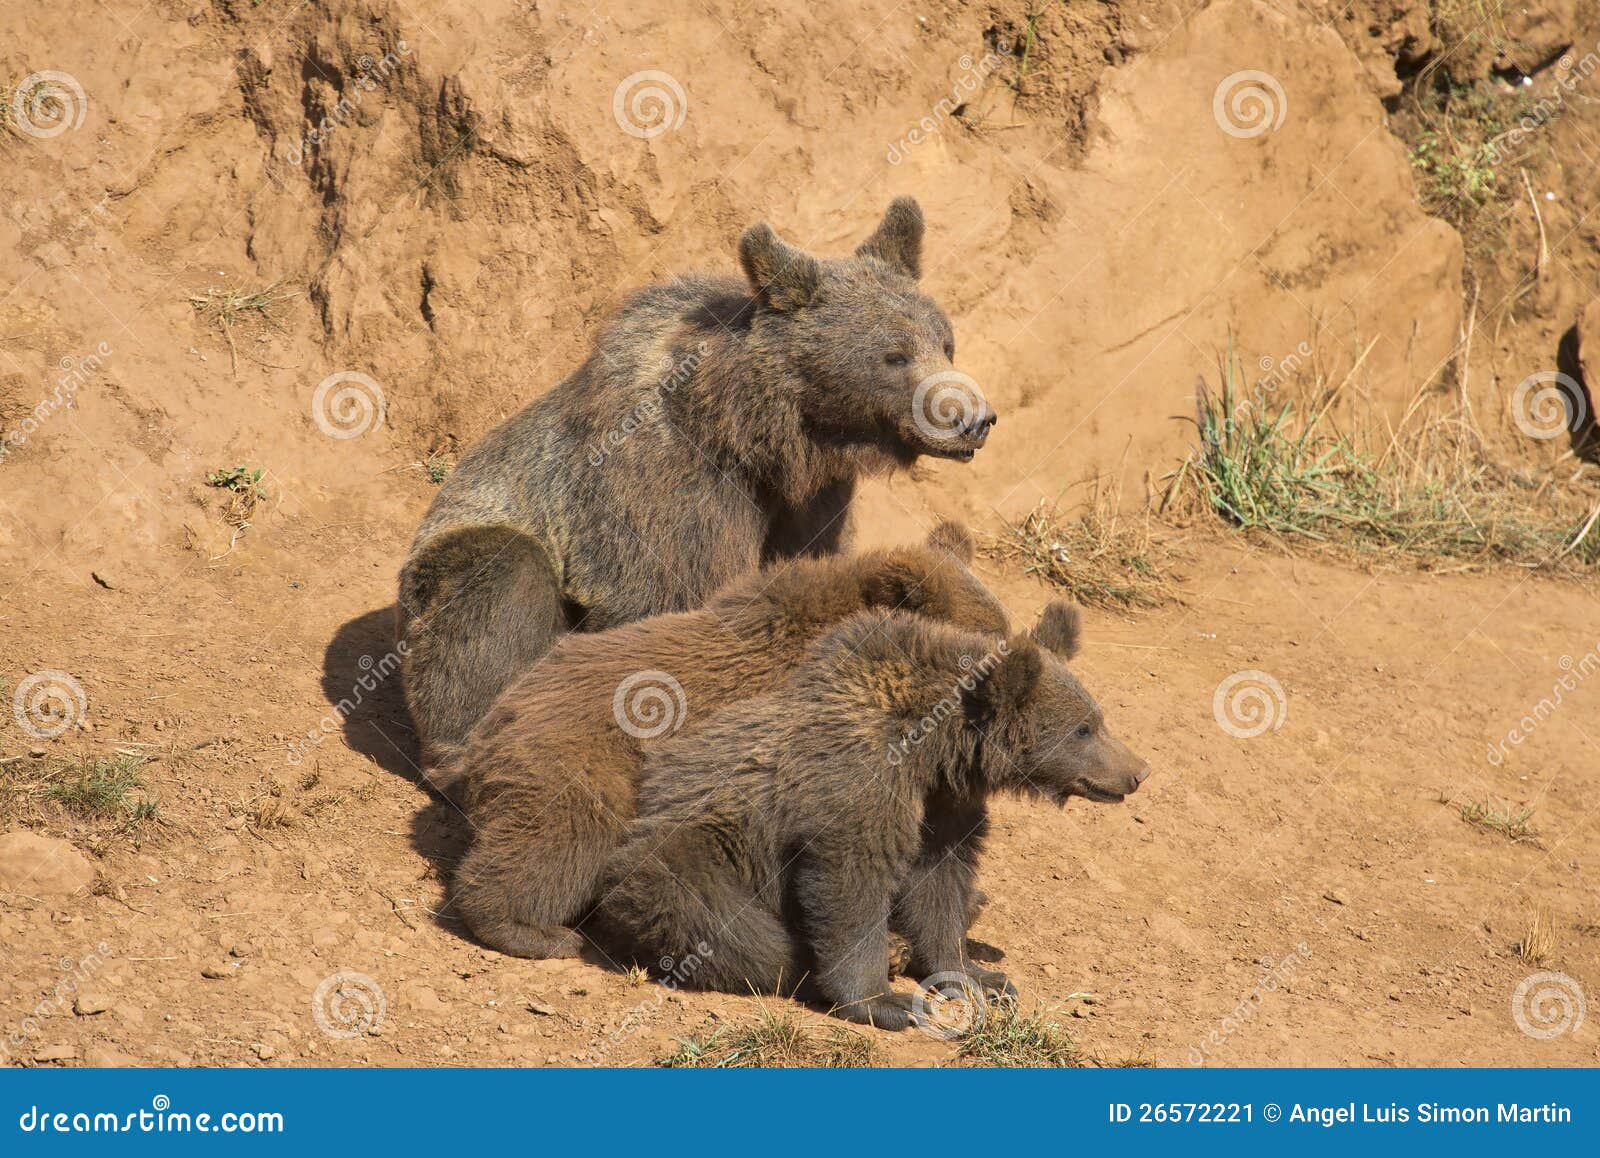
{"left": 835, "top": 992, "right": 917, "bottom": 1031}
{"left": 967, "top": 965, "right": 1016, "bottom": 1000}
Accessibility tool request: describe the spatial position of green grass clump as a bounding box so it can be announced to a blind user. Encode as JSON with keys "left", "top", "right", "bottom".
{"left": 1458, "top": 797, "right": 1538, "bottom": 844}
{"left": 954, "top": 1001, "right": 1083, "bottom": 1067}
{"left": 1163, "top": 351, "right": 1597, "bottom": 569}
{"left": 48, "top": 755, "right": 156, "bottom": 823}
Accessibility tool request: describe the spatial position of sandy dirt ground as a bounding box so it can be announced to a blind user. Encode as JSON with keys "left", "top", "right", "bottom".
{"left": 2, "top": 0, "right": 1599, "bottom": 1066}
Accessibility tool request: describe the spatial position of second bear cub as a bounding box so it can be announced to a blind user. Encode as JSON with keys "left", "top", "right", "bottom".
{"left": 447, "top": 522, "right": 1009, "bottom": 960}
{"left": 589, "top": 602, "right": 1149, "bottom": 1028}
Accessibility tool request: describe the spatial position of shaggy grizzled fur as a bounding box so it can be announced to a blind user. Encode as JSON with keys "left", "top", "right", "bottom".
{"left": 446, "top": 523, "right": 1008, "bottom": 960}
{"left": 397, "top": 198, "right": 996, "bottom": 768}
{"left": 587, "top": 603, "right": 1149, "bottom": 1029}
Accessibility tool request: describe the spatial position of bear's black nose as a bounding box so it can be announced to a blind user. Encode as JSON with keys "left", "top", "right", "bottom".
{"left": 965, "top": 409, "right": 997, "bottom": 444}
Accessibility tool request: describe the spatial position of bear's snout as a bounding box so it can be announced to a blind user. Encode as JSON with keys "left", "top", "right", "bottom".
{"left": 964, "top": 407, "right": 997, "bottom": 446}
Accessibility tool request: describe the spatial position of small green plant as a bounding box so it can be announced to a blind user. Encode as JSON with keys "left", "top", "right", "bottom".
{"left": 1458, "top": 797, "right": 1538, "bottom": 844}
{"left": 658, "top": 1009, "right": 879, "bottom": 1068}
{"left": 206, "top": 465, "right": 263, "bottom": 493}
{"left": 954, "top": 1000, "right": 1082, "bottom": 1067}
{"left": 206, "top": 465, "right": 268, "bottom": 529}
{"left": 48, "top": 755, "right": 155, "bottom": 823}
{"left": 424, "top": 452, "right": 453, "bottom": 485}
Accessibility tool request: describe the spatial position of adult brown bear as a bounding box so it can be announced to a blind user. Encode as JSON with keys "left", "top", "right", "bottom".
{"left": 397, "top": 198, "right": 995, "bottom": 769}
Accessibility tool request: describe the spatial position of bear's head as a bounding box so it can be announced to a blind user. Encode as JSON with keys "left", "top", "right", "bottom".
{"left": 857, "top": 520, "right": 1009, "bottom": 637}
{"left": 972, "top": 600, "right": 1149, "bottom": 804}
{"left": 738, "top": 198, "right": 997, "bottom": 467}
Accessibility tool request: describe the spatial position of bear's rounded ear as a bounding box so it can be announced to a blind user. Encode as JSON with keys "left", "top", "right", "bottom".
{"left": 855, "top": 197, "right": 924, "bottom": 280}
{"left": 739, "top": 222, "right": 821, "bottom": 311}
{"left": 971, "top": 635, "right": 1042, "bottom": 715}
{"left": 925, "top": 519, "right": 974, "bottom": 563}
{"left": 1031, "top": 600, "right": 1081, "bottom": 661}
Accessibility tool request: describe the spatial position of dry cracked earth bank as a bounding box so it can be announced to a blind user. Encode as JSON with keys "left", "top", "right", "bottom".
{"left": 2, "top": 0, "right": 1600, "bottom": 1067}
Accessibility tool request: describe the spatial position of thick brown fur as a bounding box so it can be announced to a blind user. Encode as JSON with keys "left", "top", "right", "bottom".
{"left": 587, "top": 603, "right": 1149, "bottom": 1028}
{"left": 446, "top": 523, "right": 1008, "bottom": 960}
{"left": 397, "top": 198, "right": 996, "bottom": 768}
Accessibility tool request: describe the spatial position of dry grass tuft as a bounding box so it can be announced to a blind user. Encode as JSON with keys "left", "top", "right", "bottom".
{"left": 205, "top": 465, "right": 269, "bottom": 530}
{"left": 658, "top": 1008, "right": 880, "bottom": 1068}
{"left": 1516, "top": 907, "right": 1556, "bottom": 964}
{"left": 985, "top": 485, "right": 1180, "bottom": 610}
{"left": 188, "top": 280, "right": 298, "bottom": 375}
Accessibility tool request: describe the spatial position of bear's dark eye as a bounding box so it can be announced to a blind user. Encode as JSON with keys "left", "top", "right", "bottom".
{"left": 1075, "top": 723, "right": 1092, "bottom": 739}
{"left": 885, "top": 352, "right": 909, "bottom": 367}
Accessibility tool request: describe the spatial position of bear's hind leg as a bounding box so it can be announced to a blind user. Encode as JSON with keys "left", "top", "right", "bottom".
{"left": 590, "top": 828, "right": 799, "bottom": 994}
{"left": 397, "top": 525, "right": 568, "bottom": 771}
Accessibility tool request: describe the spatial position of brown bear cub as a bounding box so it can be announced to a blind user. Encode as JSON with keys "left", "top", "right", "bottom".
{"left": 398, "top": 198, "right": 996, "bottom": 770}
{"left": 587, "top": 602, "right": 1149, "bottom": 1029}
{"left": 446, "top": 522, "right": 1009, "bottom": 960}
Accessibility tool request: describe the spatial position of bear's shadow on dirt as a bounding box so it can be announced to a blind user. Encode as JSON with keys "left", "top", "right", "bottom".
{"left": 323, "top": 606, "right": 469, "bottom": 875}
